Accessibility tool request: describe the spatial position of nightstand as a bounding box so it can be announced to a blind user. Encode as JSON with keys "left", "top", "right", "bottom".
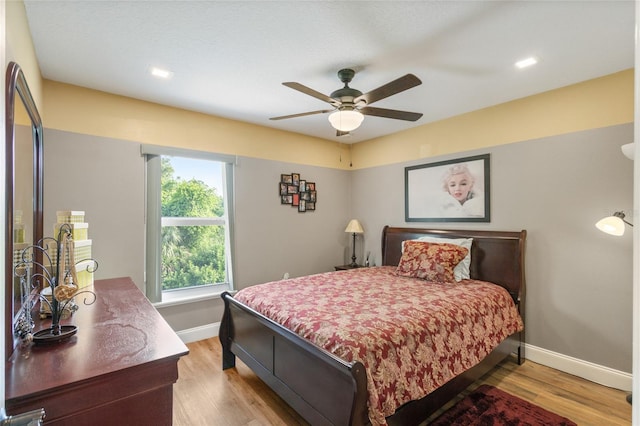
{"left": 334, "top": 264, "right": 362, "bottom": 271}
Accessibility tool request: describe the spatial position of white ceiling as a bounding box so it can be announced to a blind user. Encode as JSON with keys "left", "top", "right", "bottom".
{"left": 23, "top": 1, "right": 635, "bottom": 144}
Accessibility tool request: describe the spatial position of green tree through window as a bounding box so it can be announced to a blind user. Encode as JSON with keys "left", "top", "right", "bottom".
{"left": 160, "top": 158, "right": 227, "bottom": 290}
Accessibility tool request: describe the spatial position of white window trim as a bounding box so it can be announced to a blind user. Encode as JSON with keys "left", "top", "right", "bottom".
{"left": 161, "top": 217, "right": 226, "bottom": 226}
{"left": 142, "top": 144, "right": 236, "bottom": 304}
{"left": 152, "top": 283, "right": 231, "bottom": 309}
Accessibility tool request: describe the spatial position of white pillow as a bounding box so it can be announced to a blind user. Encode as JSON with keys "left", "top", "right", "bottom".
{"left": 402, "top": 236, "right": 472, "bottom": 281}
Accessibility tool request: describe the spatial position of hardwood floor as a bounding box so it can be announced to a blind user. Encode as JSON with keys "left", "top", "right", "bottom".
{"left": 173, "top": 338, "right": 631, "bottom": 425}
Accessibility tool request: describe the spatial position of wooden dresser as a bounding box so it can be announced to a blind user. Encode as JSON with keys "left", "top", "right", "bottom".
{"left": 5, "top": 277, "right": 189, "bottom": 425}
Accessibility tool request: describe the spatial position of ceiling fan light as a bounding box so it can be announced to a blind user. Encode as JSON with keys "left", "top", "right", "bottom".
{"left": 328, "top": 110, "right": 364, "bottom": 132}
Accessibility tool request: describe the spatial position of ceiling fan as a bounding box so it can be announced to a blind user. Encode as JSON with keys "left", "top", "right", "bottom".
{"left": 270, "top": 68, "right": 423, "bottom": 136}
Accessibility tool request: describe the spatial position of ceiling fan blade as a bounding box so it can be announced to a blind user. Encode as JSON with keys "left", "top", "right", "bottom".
{"left": 354, "top": 74, "right": 422, "bottom": 105}
{"left": 336, "top": 130, "right": 350, "bottom": 137}
{"left": 269, "top": 109, "right": 333, "bottom": 121}
{"left": 360, "top": 106, "right": 423, "bottom": 121}
{"left": 283, "top": 82, "right": 339, "bottom": 105}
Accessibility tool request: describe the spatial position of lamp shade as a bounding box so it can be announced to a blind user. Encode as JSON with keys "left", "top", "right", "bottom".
{"left": 595, "top": 212, "right": 629, "bottom": 236}
{"left": 328, "top": 110, "right": 364, "bottom": 132}
{"left": 344, "top": 219, "right": 364, "bottom": 234}
{"left": 621, "top": 143, "right": 635, "bottom": 160}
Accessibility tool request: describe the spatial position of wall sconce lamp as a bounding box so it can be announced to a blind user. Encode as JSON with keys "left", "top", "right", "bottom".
{"left": 595, "top": 210, "right": 634, "bottom": 404}
{"left": 345, "top": 219, "right": 364, "bottom": 267}
{"left": 595, "top": 211, "right": 633, "bottom": 236}
{"left": 621, "top": 142, "right": 634, "bottom": 160}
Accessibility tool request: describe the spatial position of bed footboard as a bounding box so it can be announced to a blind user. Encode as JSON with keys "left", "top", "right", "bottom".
{"left": 220, "top": 291, "right": 369, "bottom": 426}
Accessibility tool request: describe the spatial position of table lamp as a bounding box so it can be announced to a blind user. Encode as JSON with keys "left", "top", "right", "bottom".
{"left": 345, "top": 219, "right": 364, "bottom": 267}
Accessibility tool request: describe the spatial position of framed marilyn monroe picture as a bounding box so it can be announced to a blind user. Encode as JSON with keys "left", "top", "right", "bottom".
{"left": 405, "top": 154, "right": 490, "bottom": 222}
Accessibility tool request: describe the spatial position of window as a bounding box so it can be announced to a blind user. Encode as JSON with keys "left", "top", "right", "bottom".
{"left": 142, "top": 145, "right": 235, "bottom": 304}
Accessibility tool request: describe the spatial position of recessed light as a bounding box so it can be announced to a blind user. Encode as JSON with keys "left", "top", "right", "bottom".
{"left": 515, "top": 57, "right": 538, "bottom": 69}
{"left": 150, "top": 67, "right": 174, "bottom": 79}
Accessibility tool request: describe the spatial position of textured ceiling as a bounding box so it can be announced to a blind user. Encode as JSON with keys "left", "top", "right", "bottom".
{"left": 23, "top": 1, "right": 635, "bottom": 143}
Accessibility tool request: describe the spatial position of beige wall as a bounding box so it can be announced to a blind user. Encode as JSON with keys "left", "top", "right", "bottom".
{"left": 352, "top": 69, "right": 633, "bottom": 169}
{"left": 43, "top": 81, "right": 352, "bottom": 170}
{"left": 6, "top": 0, "right": 42, "bottom": 110}
{"left": 42, "top": 69, "right": 633, "bottom": 171}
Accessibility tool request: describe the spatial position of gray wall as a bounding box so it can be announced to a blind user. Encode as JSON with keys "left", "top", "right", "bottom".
{"left": 351, "top": 123, "right": 634, "bottom": 372}
{"left": 43, "top": 129, "right": 352, "bottom": 331}
{"left": 43, "top": 123, "right": 633, "bottom": 372}
{"left": 233, "top": 156, "right": 352, "bottom": 289}
{"left": 43, "top": 130, "right": 146, "bottom": 286}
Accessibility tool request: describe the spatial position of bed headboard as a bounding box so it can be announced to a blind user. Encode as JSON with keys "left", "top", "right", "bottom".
{"left": 381, "top": 226, "right": 526, "bottom": 301}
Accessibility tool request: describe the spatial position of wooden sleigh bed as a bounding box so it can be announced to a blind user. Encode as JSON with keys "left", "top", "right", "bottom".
{"left": 220, "top": 226, "right": 526, "bottom": 425}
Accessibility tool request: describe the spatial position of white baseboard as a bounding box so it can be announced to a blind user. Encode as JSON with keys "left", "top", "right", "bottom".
{"left": 175, "top": 324, "right": 632, "bottom": 392}
{"left": 525, "top": 343, "right": 632, "bottom": 391}
{"left": 176, "top": 322, "right": 220, "bottom": 344}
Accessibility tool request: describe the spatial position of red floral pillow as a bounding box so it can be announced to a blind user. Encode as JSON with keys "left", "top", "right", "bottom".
{"left": 395, "top": 240, "right": 469, "bottom": 283}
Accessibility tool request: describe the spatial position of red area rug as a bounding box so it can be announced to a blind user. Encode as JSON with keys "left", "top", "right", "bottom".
{"left": 430, "top": 384, "right": 577, "bottom": 426}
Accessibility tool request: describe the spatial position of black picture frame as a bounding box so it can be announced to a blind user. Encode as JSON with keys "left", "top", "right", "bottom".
{"left": 279, "top": 173, "right": 316, "bottom": 213}
{"left": 405, "top": 153, "right": 490, "bottom": 222}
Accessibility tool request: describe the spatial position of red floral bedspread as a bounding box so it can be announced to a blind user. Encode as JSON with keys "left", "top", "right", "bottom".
{"left": 234, "top": 266, "right": 523, "bottom": 425}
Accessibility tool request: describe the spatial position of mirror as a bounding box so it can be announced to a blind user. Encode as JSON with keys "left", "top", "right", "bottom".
{"left": 5, "top": 62, "right": 44, "bottom": 359}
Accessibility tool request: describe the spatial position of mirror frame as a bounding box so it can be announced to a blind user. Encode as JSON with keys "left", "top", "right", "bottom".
{"left": 5, "top": 62, "right": 44, "bottom": 360}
